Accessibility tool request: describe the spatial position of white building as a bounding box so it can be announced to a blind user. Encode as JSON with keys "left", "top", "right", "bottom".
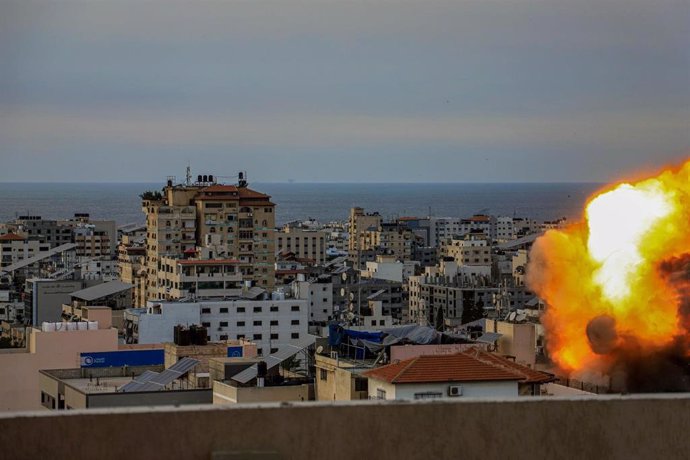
{"left": 291, "top": 277, "right": 333, "bottom": 322}
{"left": 363, "top": 352, "right": 521, "bottom": 400}
{"left": 127, "top": 297, "right": 309, "bottom": 356}
{"left": 80, "top": 260, "right": 119, "bottom": 281}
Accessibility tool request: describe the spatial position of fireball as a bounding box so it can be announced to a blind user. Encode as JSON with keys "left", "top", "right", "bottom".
{"left": 528, "top": 160, "right": 690, "bottom": 373}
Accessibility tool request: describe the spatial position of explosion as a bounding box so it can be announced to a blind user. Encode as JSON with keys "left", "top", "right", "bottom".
{"left": 527, "top": 159, "right": 690, "bottom": 390}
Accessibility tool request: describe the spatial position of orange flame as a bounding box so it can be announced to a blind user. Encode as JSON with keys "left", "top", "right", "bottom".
{"left": 527, "top": 159, "right": 690, "bottom": 373}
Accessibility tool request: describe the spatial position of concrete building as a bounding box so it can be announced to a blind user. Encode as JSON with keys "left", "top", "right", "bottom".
{"left": 38, "top": 365, "right": 211, "bottom": 410}
{"left": 117, "top": 235, "right": 146, "bottom": 307}
{"left": 125, "top": 298, "right": 308, "bottom": 356}
{"left": 155, "top": 257, "right": 244, "bottom": 300}
{"left": 24, "top": 279, "right": 92, "bottom": 325}
{"left": 276, "top": 226, "right": 328, "bottom": 266}
{"left": 79, "top": 260, "right": 119, "bottom": 281}
{"left": 360, "top": 254, "right": 416, "bottom": 283}
{"left": 441, "top": 231, "right": 492, "bottom": 277}
{"left": 0, "top": 315, "right": 119, "bottom": 411}
{"left": 291, "top": 276, "right": 333, "bottom": 323}
{"left": 342, "top": 278, "right": 404, "bottom": 322}
{"left": 358, "top": 222, "right": 415, "bottom": 262}
{"left": 347, "top": 207, "right": 381, "bottom": 255}
{"left": 141, "top": 173, "right": 276, "bottom": 301}
{"left": 0, "top": 233, "right": 50, "bottom": 269}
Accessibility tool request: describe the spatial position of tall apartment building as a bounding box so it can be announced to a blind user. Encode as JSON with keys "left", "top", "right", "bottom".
{"left": 359, "top": 223, "right": 415, "bottom": 261}
{"left": 141, "top": 174, "right": 275, "bottom": 301}
{"left": 276, "top": 226, "right": 328, "bottom": 265}
{"left": 348, "top": 207, "right": 381, "bottom": 254}
{"left": 441, "top": 231, "right": 492, "bottom": 277}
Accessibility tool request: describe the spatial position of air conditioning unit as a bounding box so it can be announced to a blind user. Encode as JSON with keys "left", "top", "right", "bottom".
{"left": 448, "top": 385, "right": 463, "bottom": 397}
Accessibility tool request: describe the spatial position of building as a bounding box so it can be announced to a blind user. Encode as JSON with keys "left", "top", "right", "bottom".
{"left": 291, "top": 276, "right": 334, "bottom": 323}
{"left": 441, "top": 231, "right": 492, "bottom": 277}
{"left": 0, "top": 233, "right": 50, "bottom": 269}
{"left": 0, "top": 314, "right": 119, "bottom": 411}
{"left": 79, "top": 260, "right": 119, "bottom": 281}
{"left": 117, "top": 235, "right": 147, "bottom": 307}
{"left": 276, "top": 226, "right": 328, "bottom": 266}
{"left": 39, "top": 359, "right": 212, "bottom": 410}
{"left": 358, "top": 222, "right": 415, "bottom": 262}
{"left": 363, "top": 348, "right": 554, "bottom": 400}
{"left": 24, "top": 279, "right": 93, "bottom": 325}
{"left": 347, "top": 207, "right": 381, "bottom": 255}
{"left": 155, "top": 257, "right": 244, "bottom": 300}
{"left": 141, "top": 173, "right": 276, "bottom": 301}
{"left": 342, "top": 278, "right": 404, "bottom": 322}
{"left": 125, "top": 297, "right": 309, "bottom": 356}
{"left": 363, "top": 352, "right": 522, "bottom": 400}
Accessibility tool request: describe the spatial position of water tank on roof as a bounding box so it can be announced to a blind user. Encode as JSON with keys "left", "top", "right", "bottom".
{"left": 208, "top": 175, "right": 214, "bottom": 183}
{"left": 197, "top": 175, "right": 203, "bottom": 183}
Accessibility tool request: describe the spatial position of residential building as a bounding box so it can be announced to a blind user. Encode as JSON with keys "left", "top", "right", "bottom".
{"left": 363, "top": 349, "right": 554, "bottom": 400}
{"left": 347, "top": 207, "right": 381, "bottom": 255}
{"left": 0, "top": 233, "right": 50, "bottom": 269}
{"left": 441, "top": 231, "right": 492, "bottom": 277}
{"left": 124, "top": 297, "right": 308, "bottom": 356}
{"left": 276, "top": 226, "right": 328, "bottom": 266}
{"left": 117, "top": 236, "right": 146, "bottom": 307}
{"left": 291, "top": 276, "right": 333, "bottom": 323}
{"left": 141, "top": 173, "right": 276, "bottom": 301}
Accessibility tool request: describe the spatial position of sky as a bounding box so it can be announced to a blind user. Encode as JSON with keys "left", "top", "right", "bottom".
{"left": 0, "top": 0, "right": 688, "bottom": 183}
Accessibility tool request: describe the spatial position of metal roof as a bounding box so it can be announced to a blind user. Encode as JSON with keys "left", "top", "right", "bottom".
{"left": 231, "top": 336, "right": 316, "bottom": 384}
{"left": 119, "top": 358, "right": 200, "bottom": 393}
{"left": 70, "top": 280, "right": 133, "bottom": 301}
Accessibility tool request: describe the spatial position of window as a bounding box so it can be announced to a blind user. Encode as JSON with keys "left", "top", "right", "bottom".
{"left": 237, "top": 334, "right": 245, "bottom": 340}
{"left": 376, "top": 389, "right": 387, "bottom": 400}
{"left": 219, "top": 334, "right": 228, "bottom": 341}
{"left": 237, "top": 307, "right": 245, "bottom": 313}
{"left": 291, "top": 305, "right": 300, "bottom": 312}
{"left": 270, "top": 333, "right": 279, "bottom": 340}
{"left": 201, "top": 308, "right": 211, "bottom": 314}
{"left": 253, "top": 306, "right": 262, "bottom": 313}
{"left": 220, "top": 321, "right": 228, "bottom": 327}
{"left": 237, "top": 321, "right": 245, "bottom": 327}
{"left": 270, "top": 320, "right": 279, "bottom": 326}
{"left": 291, "top": 333, "right": 300, "bottom": 339}
{"left": 253, "top": 320, "right": 262, "bottom": 326}
{"left": 220, "top": 308, "right": 228, "bottom": 313}
{"left": 271, "top": 348, "right": 279, "bottom": 354}
{"left": 291, "top": 320, "right": 300, "bottom": 326}
{"left": 202, "top": 322, "right": 211, "bottom": 327}
{"left": 354, "top": 378, "right": 368, "bottom": 392}
{"left": 414, "top": 392, "right": 443, "bottom": 400}
{"left": 319, "top": 369, "right": 328, "bottom": 381}
{"left": 270, "top": 306, "right": 279, "bottom": 312}
{"left": 253, "top": 333, "right": 262, "bottom": 340}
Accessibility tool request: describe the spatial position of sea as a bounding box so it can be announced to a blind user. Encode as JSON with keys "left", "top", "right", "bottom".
{"left": 0, "top": 182, "right": 603, "bottom": 227}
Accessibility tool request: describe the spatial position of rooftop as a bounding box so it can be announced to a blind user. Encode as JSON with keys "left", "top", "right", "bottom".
{"left": 71, "top": 281, "right": 133, "bottom": 301}
{"left": 0, "top": 233, "right": 26, "bottom": 242}
{"left": 363, "top": 351, "right": 524, "bottom": 384}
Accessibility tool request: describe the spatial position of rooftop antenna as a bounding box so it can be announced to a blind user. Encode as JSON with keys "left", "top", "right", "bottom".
{"left": 186, "top": 164, "right": 192, "bottom": 186}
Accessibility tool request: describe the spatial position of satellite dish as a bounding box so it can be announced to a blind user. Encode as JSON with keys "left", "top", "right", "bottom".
{"left": 342, "top": 273, "right": 348, "bottom": 281}
{"left": 346, "top": 312, "right": 355, "bottom": 320}
{"left": 316, "top": 345, "right": 324, "bottom": 354}
{"left": 340, "top": 288, "right": 346, "bottom": 297}
{"left": 508, "top": 312, "right": 517, "bottom": 321}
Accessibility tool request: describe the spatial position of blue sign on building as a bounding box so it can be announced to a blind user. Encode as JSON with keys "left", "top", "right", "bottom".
{"left": 227, "top": 346, "right": 244, "bottom": 358}
{"left": 80, "top": 349, "right": 165, "bottom": 368}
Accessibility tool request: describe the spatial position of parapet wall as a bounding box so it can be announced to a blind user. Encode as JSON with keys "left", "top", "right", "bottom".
{"left": 0, "top": 395, "right": 689, "bottom": 460}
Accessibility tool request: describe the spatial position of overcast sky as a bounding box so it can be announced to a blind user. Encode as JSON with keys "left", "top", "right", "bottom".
{"left": 1, "top": 0, "right": 688, "bottom": 183}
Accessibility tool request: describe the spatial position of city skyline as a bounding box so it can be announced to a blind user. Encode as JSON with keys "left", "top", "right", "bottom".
{"left": 1, "top": 0, "right": 688, "bottom": 182}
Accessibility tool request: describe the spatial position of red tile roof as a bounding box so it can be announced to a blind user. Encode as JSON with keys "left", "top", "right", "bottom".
{"left": 460, "top": 348, "right": 555, "bottom": 384}
{"left": 0, "top": 233, "right": 26, "bottom": 242}
{"left": 364, "top": 352, "right": 522, "bottom": 384}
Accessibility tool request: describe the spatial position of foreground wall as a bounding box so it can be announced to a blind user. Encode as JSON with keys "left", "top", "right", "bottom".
{"left": 0, "top": 395, "right": 689, "bottom": 460}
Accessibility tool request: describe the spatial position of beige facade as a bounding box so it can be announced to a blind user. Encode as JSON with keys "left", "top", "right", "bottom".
{"left": 0, "top": 234, "right": 50, "bottom": 268}
{"left": 275, "top": 227, "right": 328, "bottom": 265}
{"left": 0, "top": 321, "right": 119, "bottom": 411}
{"left": 156, "top": 257, "right": 244, "bottom": 300}
{"left": 347, "top": 207, "right": 381, "bottom": 253}
{"left": 314, "top": 354, "right": 369, "bottom": 401}
{"left": 442, "top": 232, "right": 492, "bottom": 266}
{"left": 141, "top": 178, "right": 276, "bottom": 301}
{"left": 213, "top": 380, "right": 311, "bottom": 404}
{"left": 117, "top": 238, "right": 146, "bottom": 307}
